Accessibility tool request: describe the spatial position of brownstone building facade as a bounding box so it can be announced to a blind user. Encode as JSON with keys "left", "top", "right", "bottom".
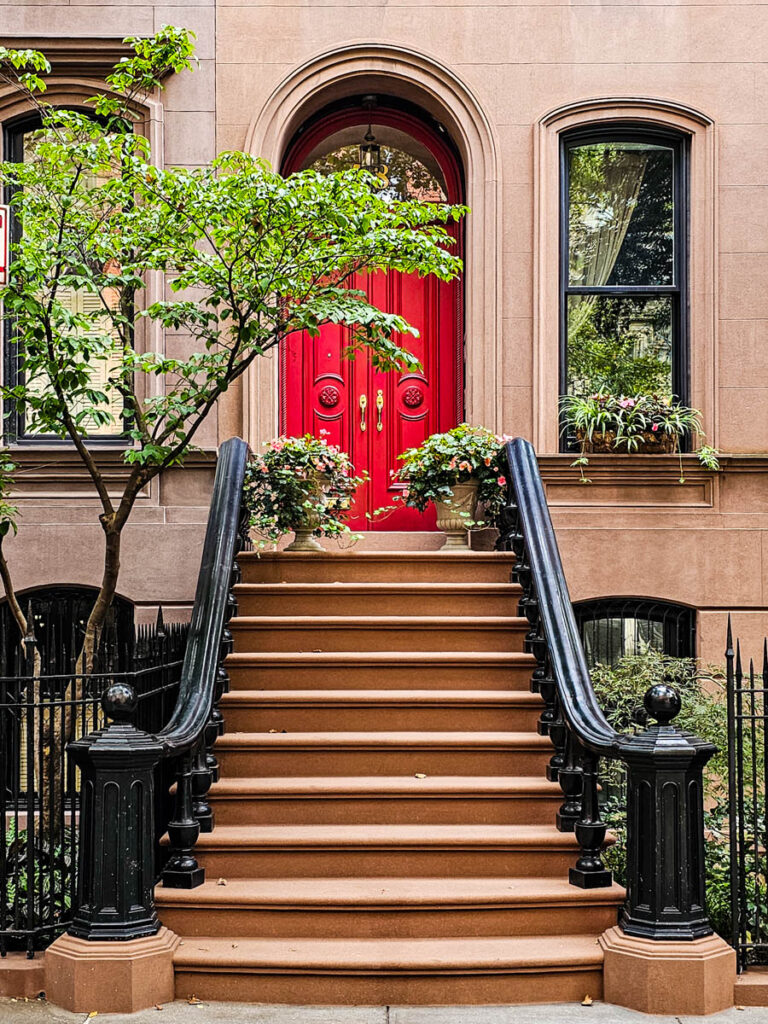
{"left": 1, "top": 0, "right": 768, "bottom": 662}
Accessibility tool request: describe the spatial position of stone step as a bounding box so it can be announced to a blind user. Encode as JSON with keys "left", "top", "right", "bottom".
{"left": 224, "top": 651, "right": 537, "bottom": 691}
{"left": 230, "top": 616, "right": 527, "bottom": 654}
{"left": 233, "top": 582, "right": 520, "bottom": 617}
{"left": 217, "top": 690, "right": 544, "bottom": 733}
{"left": 207, "top": 775, "right": 563, "bottom": 825}
{"left": 172, "top": 933, "right": 605, "bottom": 1005}
{"left": 213, "top": 731, "right": 553, "bottom": 778}
{"left": 157, "top": 876, "right": 624, "bottom": 939}
{"left": 186, "top": 824, "right": 583, "bottom": 878}
{"left": 238, "top": 551, "right": 517, "bottom": 585}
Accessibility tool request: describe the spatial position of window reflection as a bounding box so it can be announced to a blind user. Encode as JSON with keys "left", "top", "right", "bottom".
{"left": 568, "top": 142, "right": 674, "bottom": 288}
{"left": 308, "top": 143, "right": 447, "bottom": 203}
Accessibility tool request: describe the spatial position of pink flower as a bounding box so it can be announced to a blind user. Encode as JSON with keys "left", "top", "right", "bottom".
{"left": 459, "top": 460, "right": 471, "bottom": 472}
{"left": 497, "top": 476, "right": 507, "bottom": 487}
{"left": 484, "top": 456, "right": 492, "bottom": 466}
{"left": 402, "top": 488, "right": 409, "bottom": 498}
{"left": 319, "top": 428, "right": 330, "bottom": 437}
{"left": 449, "top": 457, "right": 457, "bottom": 469}
{"left": 651, "top": 423, "right": 659, "bottom": 432}
{"left": 618, "top": 398, "right": 636, "bottom": 409}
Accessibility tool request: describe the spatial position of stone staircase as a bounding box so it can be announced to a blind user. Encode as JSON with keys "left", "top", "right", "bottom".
{"left": 156, "top": 550, "right": 624, "bottom": 1005}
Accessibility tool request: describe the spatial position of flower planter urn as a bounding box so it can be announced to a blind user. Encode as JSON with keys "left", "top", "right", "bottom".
{"left": 434, "top": 479, "right": 480, "bottom": 550}
{"left": 284, "top": 470, "right": 329, "bottom": 552}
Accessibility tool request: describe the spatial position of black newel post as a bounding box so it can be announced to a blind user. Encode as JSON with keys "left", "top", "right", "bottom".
{"left": 68, "top": 682, "right": 163, "bottom": 941}
{"left": 620, "top": 682, "right": 716, "bottom": 941}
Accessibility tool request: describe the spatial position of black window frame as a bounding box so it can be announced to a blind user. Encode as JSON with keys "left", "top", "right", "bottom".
{"left": 2, "top": 110, "right": 130, "bottom": 446}
{"left": 574, "top": 597, "right": 696, "bottom": 668}
{"left": 559, "top": 124, "right": 690, "bottom": 450}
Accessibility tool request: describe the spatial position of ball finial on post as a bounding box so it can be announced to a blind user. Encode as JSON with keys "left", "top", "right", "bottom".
{"left": 101, "top": 682, "right": 137, "bottom": 723}
{"left": 643, "top": 682, "right": 682, "bottom": 725}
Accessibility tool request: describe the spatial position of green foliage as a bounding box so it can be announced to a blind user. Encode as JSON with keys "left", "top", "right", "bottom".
{"left": 560, "top": 392, "right": 719, "bottom": 482}
{"left": 0, "top": 450, "right": 19, "bottom": 539}
{"left": 0, "top": 29, "right": 465, "bottom": 474}
{"left": 0, "top": 27, "right": 466, "bottom": 651}
{"left": 392, "top": 424, "right": 509, "bottom": 525}
{"left": 3, "top": 820, "right": 73, "bottom": 946}
{"left": 243, "top": 435, "right": 365, "bottom": 546}
{"left": 591, "top": 644, "right": 736, "bottom": 936}
{"left": 567, "top": 328, "right": 672, "bottom": 399}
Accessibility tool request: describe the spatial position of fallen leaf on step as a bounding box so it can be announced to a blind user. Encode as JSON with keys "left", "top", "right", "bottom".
{"left": 155, "top": 1005, "right": 164, "bottom": 1011}
{"left": 217, "top": 878, "right": 228, "bottom": 886}
{"left": 268, "top": 729, "right": 278, "bottom": 733}
{"left": 581, "top": 996, "right": 593, "bottom": 1006}
{"left": 86, "top": 1014, "right": 98, "bottom": 1020}
{"left": 187, "top": 996, "right": 202, "bottom": 1005}
{"left": 736, "top": 1007, "right": 746, "bottom": 1011}
{"left": 414, "top": 773, "right": 427, "bottom": 779}
{"left": 232, "top": 943, "right": 239, "bottom": 948}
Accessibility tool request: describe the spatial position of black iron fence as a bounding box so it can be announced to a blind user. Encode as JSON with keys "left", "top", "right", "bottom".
{"left": 0, "top": 611, "right": 188, "bottom": 958}
{"left": 727, "top": 621, "right": 768, "bottom": 971}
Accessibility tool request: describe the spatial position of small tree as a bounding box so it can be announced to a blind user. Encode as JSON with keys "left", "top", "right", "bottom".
{"left": 0, "top": 28, "right": 466, "bottom": 668}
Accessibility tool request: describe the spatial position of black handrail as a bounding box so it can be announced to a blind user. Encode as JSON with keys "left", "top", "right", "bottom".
{"left": 508, "top": 438, "right": 620, "bottom": 757}
{"left": 67, "top": 437, "right": 250, "bottom": 941}
{"left": 159, "top": 436, "right": 249, "bottom": 752}
{"left": 500, "top": 437, "right": 716, "bottom": 941}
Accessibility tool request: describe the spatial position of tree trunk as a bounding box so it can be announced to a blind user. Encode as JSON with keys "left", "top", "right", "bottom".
{"left": 81, "top": 524, "right": 122, "bottom": 675}
{"left": 63, "top": 524, "right": 122, "bottom": 748}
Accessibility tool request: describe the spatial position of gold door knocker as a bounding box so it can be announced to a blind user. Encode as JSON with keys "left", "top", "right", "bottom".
{"left": 376, "top": 389, "right": 384, "bottom": 432}
{"left": 359, "top": 393, "right": 367, "bottom": 431}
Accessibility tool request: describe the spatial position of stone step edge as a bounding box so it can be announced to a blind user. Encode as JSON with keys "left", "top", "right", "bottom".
{"left": 230, "top": 616, "right": 527, "bottom": 629}
{"left": 187, "top": 824, "right": 585, "bottom": 849}
{"left": 172, "top": 934, "right": 603, "bottom": 974}
{"left": 208, "top": 775, "right": 562, "bottom": 797}
{"left": 225, "top": 651, "right": 536, "bottom": 665}
{"left": 234, "top": 582, "right": 521, "bottom": 593}
{"left": 157, "top": 876, "right": 625, "bottom": 909}
{"left": 238, "top": 551, "right": 516, "bottom": 562}
{"left": 219, "top": 690, "right": 544, "bottom": 706}
{"left": 215, "top": 731, "right": 552, "bottom": 749}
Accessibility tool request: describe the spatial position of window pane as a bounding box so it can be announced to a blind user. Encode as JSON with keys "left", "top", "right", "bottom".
{"left": 17, "top": 123, "right": 124, "bottom": 437}
{"left": 308, "top": 142, "right": 447, "bottom": 203}
{"left": 566, "top": 294, "right": 673, "bottom": 398}
{"left": 568, "top": 142, "right": 674, "bottom": 287}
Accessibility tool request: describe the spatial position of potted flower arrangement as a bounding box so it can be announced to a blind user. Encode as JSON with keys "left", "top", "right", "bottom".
{"left": 244, "top": 433, "right": 365, "bottom": 551}
{"left": 560, "top": 393, "right": 720, "bottom": 483}
{"left": 394, "top": 424, "right": 509, "bottom": 548}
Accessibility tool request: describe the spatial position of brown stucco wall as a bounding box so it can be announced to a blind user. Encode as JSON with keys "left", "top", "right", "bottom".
{"left": 1, "top": 0, "right": 767, "bottom": 661}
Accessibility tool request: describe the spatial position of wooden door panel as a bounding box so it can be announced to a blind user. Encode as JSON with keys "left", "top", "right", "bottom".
{"left": 282, "top": 257, "right": 460, "bottom": 531}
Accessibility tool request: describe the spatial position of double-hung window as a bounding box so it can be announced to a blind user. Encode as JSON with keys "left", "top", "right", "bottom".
{"left": 560, "top": 127, "right": 688, "bottom": 440}
{"left": 2, "top": 113, "right": 126, "bottom": 443}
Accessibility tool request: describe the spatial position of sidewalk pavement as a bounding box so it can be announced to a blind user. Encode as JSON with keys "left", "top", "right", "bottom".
{"left": 3, "top": 1000, "right": 768, "bottom": 1024}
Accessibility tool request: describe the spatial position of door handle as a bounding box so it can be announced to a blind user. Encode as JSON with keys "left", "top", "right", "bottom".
{"left": 359, "top": 394, "right": 367, "bottom": 432}
{"left": 376, "top": 390, "right": 384, "bottom": 432}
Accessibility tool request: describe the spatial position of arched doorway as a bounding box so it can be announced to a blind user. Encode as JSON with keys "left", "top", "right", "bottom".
{"left": 281, "top": 98, "right": 465, "bottom": 530}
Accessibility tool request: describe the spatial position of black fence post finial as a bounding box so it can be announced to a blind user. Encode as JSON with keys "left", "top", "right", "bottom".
{"left": 620, "top": 681, "right": 715, "bottom": 941}
{"left": 67, "top": 682, "right": 163, "bottom": 941}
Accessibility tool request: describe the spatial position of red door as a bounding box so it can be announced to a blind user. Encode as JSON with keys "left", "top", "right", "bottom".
{"left": 280, "top": 104, "right": 464, "bottom": 531}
